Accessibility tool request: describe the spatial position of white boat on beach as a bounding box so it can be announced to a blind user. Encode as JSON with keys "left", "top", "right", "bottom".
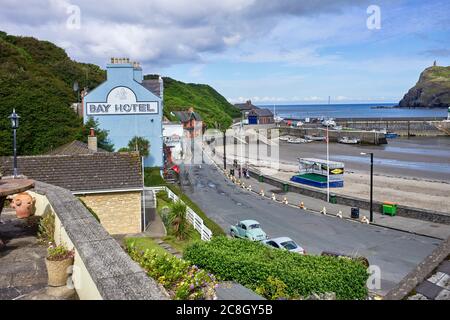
{"left": 288, "top": 137, "right": 312, "bottom": 144}
{"left": 338, "top": 136, "right": 360, "bottom": 144}
{"left": 304, "top": 135, "right": 326, "bottom": 141}
{"left": 279, "top": 135, "right": 291, "bottom": 141}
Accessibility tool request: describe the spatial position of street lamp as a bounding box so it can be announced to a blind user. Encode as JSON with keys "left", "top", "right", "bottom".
{"left": 360, "top": 152, "right": 374, "bottom": 222}
{"left": 8, "top": 109, "right": 20, "bottom": 178}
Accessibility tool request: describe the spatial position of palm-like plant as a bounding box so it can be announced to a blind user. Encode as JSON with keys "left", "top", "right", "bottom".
{"left": 169, "top": 201, "right": 191, "bottom": 240}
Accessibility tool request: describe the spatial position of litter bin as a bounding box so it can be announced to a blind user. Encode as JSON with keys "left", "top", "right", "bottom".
{"left": 351, "top": 207, "right": 360, "bottom": 219}
{"left": 283, "top": 183, "right": 289, "bottom": 192}
{"left": 382, "top": 202, "right": 397, "bottom": 216}
{"left": 259, "top": 175, "right": 264, "bottom": 182}
{"left": 329, "top": 193, "right": 337, "bottom": 204}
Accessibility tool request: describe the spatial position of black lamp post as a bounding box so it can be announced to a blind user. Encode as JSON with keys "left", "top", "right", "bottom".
{"left": 8, "top": 109, "right": 20, "bottom": 178}
{"left": 361, "top": 152, "right": 374, "bottom": 222}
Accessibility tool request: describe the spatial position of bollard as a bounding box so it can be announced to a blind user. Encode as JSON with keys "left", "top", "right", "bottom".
{"left": 299, "top": 202, "right": 306, "bottom": 210}
{"left": 361, "top": 216, "right": 370, "bottom": 224}
{"left": 272, "top": 193, "right": 277, "bottom": 201}
{"left": 283, "top": 197, "right": 288, "bottom": 205}
{"left": 337, "top": 210, "right": 343, "bottom": 219}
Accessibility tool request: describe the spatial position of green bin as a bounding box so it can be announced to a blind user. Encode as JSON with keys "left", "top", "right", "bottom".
{"left": 329, "top": 193, "right": 337, "bottom": 204}
{"left": 259, "top": 175, "right": 264, "bottom": 183}
{"left": 382, "top": 202, "right": 397, "bottom": 216}
{"left": 283, "top": 183, "right": 289, "bottom": 192}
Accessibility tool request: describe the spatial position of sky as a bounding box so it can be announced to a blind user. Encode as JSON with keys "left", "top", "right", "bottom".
{"left": 1, "top": 0, "right": 449, "bottom": 104}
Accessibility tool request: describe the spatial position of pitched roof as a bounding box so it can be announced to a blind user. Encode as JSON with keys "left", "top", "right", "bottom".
{"left": 47, "top": 140, "right": 108, "bottom": 155}
{"left": 248, "top": 108, "right": 273, "bottom": 117}
{"left": 234, "top": 102, "right": 259, "bottom": 111}
{"left": 0, "top": 153, "right": 143, "bottom": 193}
{"left": 142, "top": 79, "right": 162, "bottom": 98}
{"left": 173, "top": 111, "right": 202, "bottom": 122}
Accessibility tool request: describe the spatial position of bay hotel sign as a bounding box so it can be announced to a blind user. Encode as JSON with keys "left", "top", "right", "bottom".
{"left": 87, "top": 86, "right": 158, "bottom": 115}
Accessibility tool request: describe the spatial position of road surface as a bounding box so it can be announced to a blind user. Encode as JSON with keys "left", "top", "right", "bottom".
{"left": 182, "top": 163, "right": 441, "bottom": 295}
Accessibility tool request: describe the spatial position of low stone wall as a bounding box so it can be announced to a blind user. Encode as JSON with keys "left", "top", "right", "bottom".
{"left": 29, "top": 181, "right": 167, "bottom": 300}
{"left": 248, "top": 169, "right": 450, "bottom": 225}
{"left": 384, "top": 235, "right": 450, "bottom": 300}
{"left": 78, "top": 191, "right": 142, "bottom": 235}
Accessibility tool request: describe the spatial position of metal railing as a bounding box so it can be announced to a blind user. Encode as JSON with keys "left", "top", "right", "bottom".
{"left": 145, "top": 186, "right": 213, "bottom": 241}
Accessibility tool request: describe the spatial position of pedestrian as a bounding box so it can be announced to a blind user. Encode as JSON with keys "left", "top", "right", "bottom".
{"left": 238, "top": 169, "right": 241, "bottom": 179}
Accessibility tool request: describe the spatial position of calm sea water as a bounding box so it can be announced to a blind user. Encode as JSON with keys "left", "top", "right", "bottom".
{"left": 258, "top": 103, "right": 448, "bottom": 119}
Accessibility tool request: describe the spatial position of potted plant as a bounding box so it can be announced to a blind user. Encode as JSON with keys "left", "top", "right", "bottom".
{"left": 45, "top": 243, "right": 75, "bottom": 287}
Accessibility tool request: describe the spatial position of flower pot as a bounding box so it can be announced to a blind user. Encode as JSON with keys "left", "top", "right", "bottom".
{"left": 45, "top": 257, "right": 74, "bottom": 287}
{"left": 10, "top": 192, "right": 36, "bottom": 219}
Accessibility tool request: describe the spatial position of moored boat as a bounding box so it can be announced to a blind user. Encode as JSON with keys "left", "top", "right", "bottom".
{"left": 338, "top": 136, "right": 360, "bottom": 144}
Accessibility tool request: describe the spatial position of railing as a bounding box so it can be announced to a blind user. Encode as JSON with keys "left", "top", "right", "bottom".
{"left": 145, "top": 186, "right": 213, "bottom": 241}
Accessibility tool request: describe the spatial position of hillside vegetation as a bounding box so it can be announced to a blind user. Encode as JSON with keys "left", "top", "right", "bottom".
{"left": 0, "top": 31, "right": 105, "bottom": 155}
{"left": 399, "top": 66, "right": 450, "bottom": 108}
{"left": 0, "top": 31, "right": 238, "bottom": 156}
{"left": 147, "top": 75, "right": 240, "bottom": 129}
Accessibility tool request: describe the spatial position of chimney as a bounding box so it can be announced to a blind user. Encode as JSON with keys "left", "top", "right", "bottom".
{"left": 88, "top": 128, "right": 98, "bottom": 152}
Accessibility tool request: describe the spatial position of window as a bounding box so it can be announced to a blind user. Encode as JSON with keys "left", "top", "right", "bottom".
{"left": 281, "top": 241, "right": 298, "bottom": 250}
{"left": 267, "top": 241, "right": 279, "bottom": 248}
{"left": 248, "top": 224, "right": 260, "bottom": 230}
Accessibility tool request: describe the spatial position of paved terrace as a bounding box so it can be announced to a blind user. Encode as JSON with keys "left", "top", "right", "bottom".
{"left": 1, "top": 181, "right": 168, "bottom": 300}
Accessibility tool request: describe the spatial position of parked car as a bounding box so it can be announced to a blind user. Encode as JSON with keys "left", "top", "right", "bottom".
{"left": 262, "top": 237, "right": 305, "bottom": 254}
{"left": 230, "top": 220, "right": 268, "bottom": 241}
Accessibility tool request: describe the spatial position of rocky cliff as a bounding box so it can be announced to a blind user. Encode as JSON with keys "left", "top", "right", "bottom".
{"left": 398, "top": 66, "right": 450, "bottom": 108}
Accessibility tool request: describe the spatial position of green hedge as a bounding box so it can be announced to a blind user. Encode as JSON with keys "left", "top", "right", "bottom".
{"left": 184, "top": 237, "right": 369, "bottom": 300}
{"left": 144, "top": 167, "right": 225, "bottom": 237}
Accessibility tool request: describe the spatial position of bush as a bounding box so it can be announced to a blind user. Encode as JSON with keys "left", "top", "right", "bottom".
{"left": 144, "top": 167, "right": 165, "bottom": 186}
{"left": 127, "top": 241, "right": 217, "bottom": 300}
{"left": 184, "top": 237, "right": 369, "bottom": 300}
{"left": 37, "top": 211, "right": 55, "bottom": 244}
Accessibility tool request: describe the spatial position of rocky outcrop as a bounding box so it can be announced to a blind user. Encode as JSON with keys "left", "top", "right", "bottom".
{"left": 398, "top": 66, "right": 450, "bottom": 108}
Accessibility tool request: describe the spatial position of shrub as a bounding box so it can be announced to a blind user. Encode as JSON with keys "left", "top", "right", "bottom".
{"left": 126, "top": 241, "right": 217, "bottom": 300}
{"left": 37, "top": 211, "right": 55, "bottom": 244}
{"left": 47, "top": 244, "right": 75, "bottom": 261}
{"left": 169, "top": 201, "right": 191, "bottom": 240}
{"left": 184, "top": 237, "right": 369, "bottom": 300}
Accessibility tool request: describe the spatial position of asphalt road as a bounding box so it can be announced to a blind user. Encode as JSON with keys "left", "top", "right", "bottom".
{"left": 182, "top": 163, "right": 441, "bottom": 295}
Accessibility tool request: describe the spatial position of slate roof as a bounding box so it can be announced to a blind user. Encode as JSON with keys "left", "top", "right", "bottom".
{"left": 173, "top": 111, "right": 202, "bottom": 122}
{"left": 248, "top": 108, "right": 274, "bottom": 117}
{"left": 234, "top": 102, "right": 259, "bottom": 111}
{"left": 47, "top": 140, "right": 108, "bottom": 155}
{"left": 0, "top": 152, "right": 143, "bottom": 193}
{"left": 142, "top": 79, "right": 162, "bottom": 98}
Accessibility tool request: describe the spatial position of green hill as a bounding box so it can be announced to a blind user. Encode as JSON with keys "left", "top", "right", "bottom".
{"left": 146, "top": 75, "right": 240, "bottom": 128}
{"left": 0, "top": 31, "right": 105, "bottom": 155}
{"left": 399, "top": 65, "right": 450, "bottom": 108}
{"left": 0, "top": 31, "right": 238, "bottom": 156}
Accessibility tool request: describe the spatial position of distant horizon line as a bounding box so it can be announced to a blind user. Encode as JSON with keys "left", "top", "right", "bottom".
{"left": 255, "top": 102, "right": 397, "bottom": 107}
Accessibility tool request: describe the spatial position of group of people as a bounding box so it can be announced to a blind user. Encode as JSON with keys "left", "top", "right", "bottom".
{"left": 230, "top": 160, "right": 250, "bottom": 179}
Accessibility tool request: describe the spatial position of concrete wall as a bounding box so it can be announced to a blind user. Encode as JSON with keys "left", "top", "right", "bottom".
{"left": 29, "top": 182, "right": 167, "bottom": 300}
{"left": 78, "top": 191, "right": 142, "bottom": 235}
{"left": 337, "top": 119, "right": 450, "bottom": 136}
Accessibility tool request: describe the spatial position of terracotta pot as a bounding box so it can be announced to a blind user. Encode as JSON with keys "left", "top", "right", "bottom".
{"left": 10, "top": 192, "right": 36, "bottom": 219}
{"left": 45, "top": 257, "right": 74, "bottom": 287}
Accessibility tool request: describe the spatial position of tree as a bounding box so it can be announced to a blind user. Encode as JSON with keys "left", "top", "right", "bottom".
{"left": 127, "top": 136, "right": 150, "bottom": 157}
{"left": 169, "top": 200, "right": 191, "bottom": 240}
{"left": 77, "top": 117, "right": 114, "bottom": 152}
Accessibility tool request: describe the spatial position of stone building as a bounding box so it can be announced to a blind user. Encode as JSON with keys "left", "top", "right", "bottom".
{"left": 247, "top": 108, "right": 274, "bottom": 125}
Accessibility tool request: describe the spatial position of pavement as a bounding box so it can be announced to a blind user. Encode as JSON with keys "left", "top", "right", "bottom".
{"left": 181, "top": 161, "right": 442, "bottom": 296}
{"left": 409, "top": 257, "right": 450, "bottom": 300}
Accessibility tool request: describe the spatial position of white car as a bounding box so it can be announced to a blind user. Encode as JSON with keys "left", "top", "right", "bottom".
{"left": 262, "top": 237, "right": 305, "bottom": 254}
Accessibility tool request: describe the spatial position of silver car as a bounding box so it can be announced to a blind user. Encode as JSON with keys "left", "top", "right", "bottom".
{"left": 262, "top": 237, "right": 305, "bottom": 254}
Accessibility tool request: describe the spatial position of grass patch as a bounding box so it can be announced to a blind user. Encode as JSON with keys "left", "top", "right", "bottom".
{"left": 124, "top": 237, "right": 169, "bottom": 256}
{"left": 164, "top": 232, "right": 201, "bottom": 254}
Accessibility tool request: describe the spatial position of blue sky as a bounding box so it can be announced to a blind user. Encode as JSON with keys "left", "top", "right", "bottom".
{"left": 1, "top": 0, "right": 449, "bottom": 104}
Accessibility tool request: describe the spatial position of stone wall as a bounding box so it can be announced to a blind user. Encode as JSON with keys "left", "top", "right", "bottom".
{"left": 79, "top": 191, "right": 142, "bottom": 235}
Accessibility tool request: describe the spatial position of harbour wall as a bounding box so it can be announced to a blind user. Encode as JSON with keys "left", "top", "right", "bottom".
{"left": 279, "top": 127, "right": 387, "bottom": 145}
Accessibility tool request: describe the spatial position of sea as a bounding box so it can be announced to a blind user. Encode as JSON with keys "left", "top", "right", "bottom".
{"left": 258, "top": 103, "right": 448, "bottom": 119}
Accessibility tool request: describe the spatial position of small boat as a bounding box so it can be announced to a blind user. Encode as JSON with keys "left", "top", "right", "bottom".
{"left": 304, "top": 135, "right": 326, "bottom": 141}
{"left": 384, "top": 132, "right": 398, "bottom": 139}
{"left": 279, "top": 136, "right": 291, "bottom": 142}
{"left": 288, "top": 137, "right": 312, "bottom": 144}
{"left": 338, "top": 136, "right": 360, "bottom": 144}
{"left": 322, "top": 119, "right": 337, "bottom": 127}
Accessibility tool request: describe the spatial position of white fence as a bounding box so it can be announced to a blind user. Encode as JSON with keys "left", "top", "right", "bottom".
{"left": 145, "top": 186, "right": 213, "bottom": 241}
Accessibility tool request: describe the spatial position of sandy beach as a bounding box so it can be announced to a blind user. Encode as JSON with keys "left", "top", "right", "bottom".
{"left": 212, "top": 136, "right": 450, "bottom": 213}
